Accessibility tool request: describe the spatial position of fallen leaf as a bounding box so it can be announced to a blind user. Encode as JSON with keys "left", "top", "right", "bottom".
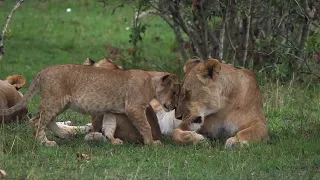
{"left": 76, "top": 152, "right": 90, "bottom": 161}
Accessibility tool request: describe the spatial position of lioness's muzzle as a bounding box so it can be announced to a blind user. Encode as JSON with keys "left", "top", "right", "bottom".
{"left": 191, "top": 116, "right": 202, "bottom": 124}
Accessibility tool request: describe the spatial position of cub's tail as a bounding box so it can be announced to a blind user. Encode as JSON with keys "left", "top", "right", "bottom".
{"left": 0, "top": 73, "right": 41, "bottom": 116}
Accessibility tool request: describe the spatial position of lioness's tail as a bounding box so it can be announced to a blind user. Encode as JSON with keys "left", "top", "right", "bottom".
{"left": 0, "top": 73, "right": 41, "bottom": 116}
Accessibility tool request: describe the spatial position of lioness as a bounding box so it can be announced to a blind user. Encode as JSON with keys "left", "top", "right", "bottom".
{"left": 83, "top": 58, "right": 179, "bottom": 144}
{"left": 0, "top": 75, "right": 28, "bottom": 124}
{"left": 173, "top": 58, "right": 269, "bottom": 148}
{"left": 0, "top": 64, "right": 177, "bottom": 146}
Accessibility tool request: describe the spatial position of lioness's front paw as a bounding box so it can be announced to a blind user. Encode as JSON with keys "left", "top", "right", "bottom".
{"left": 225, "top": 137, "right": 238, "bottom": 149}
{"left": 43, "top": 140, "right": 57, "bottom": 147}
{"left": 112, "top": 138, "right": 123, "bottom": 145}
{"left": 225, "top": 137, "right": 249, "bottom": 149}
{"left": 190, "top": 131, "right": 206, "bottom": 142}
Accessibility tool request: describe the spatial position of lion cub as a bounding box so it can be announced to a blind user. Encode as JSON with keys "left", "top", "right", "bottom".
{"left": 0, "top": 62, "right": 177, "bottom": 147}
{"left": 83, "top": 58, "right": 179, "bottom": 144}
{"left": 0, "top": 75, "right": 28, "bottom": 124}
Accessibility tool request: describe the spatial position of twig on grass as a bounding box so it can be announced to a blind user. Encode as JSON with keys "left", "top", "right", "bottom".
{"left": 0, "top": 0, "right": 24, "bottom": 62}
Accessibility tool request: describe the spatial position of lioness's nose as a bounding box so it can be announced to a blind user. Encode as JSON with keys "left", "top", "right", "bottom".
{"left": 175, "top": 112, "right": 182, "bottom": 120}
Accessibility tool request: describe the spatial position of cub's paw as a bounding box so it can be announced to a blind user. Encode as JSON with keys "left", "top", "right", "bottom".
{"left": 152, "top": 140, "right": 162, "bottom": 146}
{"left": 84, "top": 132, "right": 106, "bottom": 142}
{"left": 84, "top": 124, "right": 92, "bottom": 133}
{"left": 111, "top": 138, "right": 124, "bottom": 145}
{"left": 43, "top": 140, "right": 57, "bottom": 147}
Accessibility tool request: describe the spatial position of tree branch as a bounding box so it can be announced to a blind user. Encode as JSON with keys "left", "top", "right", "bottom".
{"left": 0, "top": 0, "right": 24, "bottom": 62}
{"left": 242, "top": 0, "right": 252, "bottom": 67}
{"left": 172, "top": 19, "right": 188, "bottom": 61}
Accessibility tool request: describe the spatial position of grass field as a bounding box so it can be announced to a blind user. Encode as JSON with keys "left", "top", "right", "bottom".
{"left": 1, "top": 0, "right": 320, "bottom": 179}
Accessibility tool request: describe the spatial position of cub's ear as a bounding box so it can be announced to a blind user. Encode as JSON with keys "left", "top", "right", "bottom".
{"left": 198, "top": 59, "right": 221, "bottom": 79}
{"left": 183, "top": 57, "right": 202, "bottom": 73}
{"left": 83, "top": 58, "right": 96, "bottom": 66}
{"left": 161, "top": 74, "right": 179, "bottom": 85}
{"left": 6, "top": 75, "right": 27, "bottom": 90}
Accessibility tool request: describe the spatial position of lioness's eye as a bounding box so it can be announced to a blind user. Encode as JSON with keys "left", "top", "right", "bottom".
{"left": 185, "top": 90, "right": 191, "bottom": 100}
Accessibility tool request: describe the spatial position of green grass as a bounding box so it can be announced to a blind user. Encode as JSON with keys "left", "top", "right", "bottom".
{"left": 1, "top": 0, "right": 320, "bottom": 179}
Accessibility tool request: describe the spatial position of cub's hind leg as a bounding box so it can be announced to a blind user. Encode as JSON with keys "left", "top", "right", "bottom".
{"left": 29, "top": 112, "right": 57, "bottom": 147}
{"left": 102, "top": 113, "right": 123, "bottom": 145}
{"left": 29, "top": 97, "right": 69, "bottom": 147}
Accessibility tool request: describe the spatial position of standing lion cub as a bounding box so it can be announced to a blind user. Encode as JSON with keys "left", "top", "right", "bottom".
{"left": 0, "top": 63, "right": 177, "bottom": 147}
{"left": 83, "top": 58, "right": 180, "bottom": 144}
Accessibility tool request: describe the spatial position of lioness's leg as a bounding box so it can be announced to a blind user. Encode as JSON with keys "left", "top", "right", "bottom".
{"left": 102, "top": 113, "right": 123, "bottom": 145}
{"left": 225, "top": 122, "right": 269, "bottom": 148}
{"left": 172, "top": 122, "right": 205, "bottom": 145}
{"left": 172, "top": 128, "right": 205, "bottom": 145}
{"left": 126, "top": 106, "right": 160, "bottom": 145}
{"left": 47, "top": 120, "right": 91, "bottom": 139}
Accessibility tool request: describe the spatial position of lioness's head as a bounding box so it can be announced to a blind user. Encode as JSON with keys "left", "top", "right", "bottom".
{"left": 154, "top": 73, "right": 179, "bottom": 112}
{"left": 175, "top": 59, "right": 221, "bottom": 124}
{"left": 83, "top": 58, "right": 124, "bottom": 70}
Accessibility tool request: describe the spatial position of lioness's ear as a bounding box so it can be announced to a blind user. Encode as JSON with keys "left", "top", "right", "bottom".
{"left": 6, "top": 75, "right": 27, "bottom": 90}
{"left": 183, "top": 58, "right": 202, "bottom": 73}
{"left": 198, "top": 59, "right": 221, "bottom": 79}
{"left": 161, "top": 74, "right": 171, "bottom": 84}
{"left": 161, "top": 74, "right": 179, "bottom": 85}
{"left": 83, "top": 58, "right": 96, "bottom": 66}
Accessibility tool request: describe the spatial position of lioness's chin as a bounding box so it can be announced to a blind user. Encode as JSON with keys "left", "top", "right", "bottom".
{"left": 162, "top": 104, "right": 173, "bottom": 112}
{"left": 189, "top": 123, "right": 202, "bottom": 132}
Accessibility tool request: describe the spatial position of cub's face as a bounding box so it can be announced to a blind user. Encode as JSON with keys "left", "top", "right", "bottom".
{"left": 175, "top": 59, "right": 221, "bottom": 124}
{"left": 156, "top": 74, "right": 179, "bottom": 112}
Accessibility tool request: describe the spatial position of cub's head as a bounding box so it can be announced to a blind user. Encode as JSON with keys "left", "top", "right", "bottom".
{"left": 175, "top": 59, "right": 221, "bottom": 124}
{"left": 5, "top": 75, "right": 27, "bottom": 91}
{"left": 83, "top": 57, "right": 124, "bottom": 70}
{"left": 155, "top": 73, "right": 180, "bottom": 112}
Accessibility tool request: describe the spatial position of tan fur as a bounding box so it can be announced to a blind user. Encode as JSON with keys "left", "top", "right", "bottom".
{"left": 83, "top": 58, "right": 124, "bottom": 70}
{"left": 0, "top": 64, "right": 177, "bottom": 147}
{"left": 83, "top": 58, "right": 177, "bottom": 144}
{"left": 174, "top": 58, "right": 269, "bottom": 148}
{"left": 0, "top": 75, "right": 28, "bottom": 124}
